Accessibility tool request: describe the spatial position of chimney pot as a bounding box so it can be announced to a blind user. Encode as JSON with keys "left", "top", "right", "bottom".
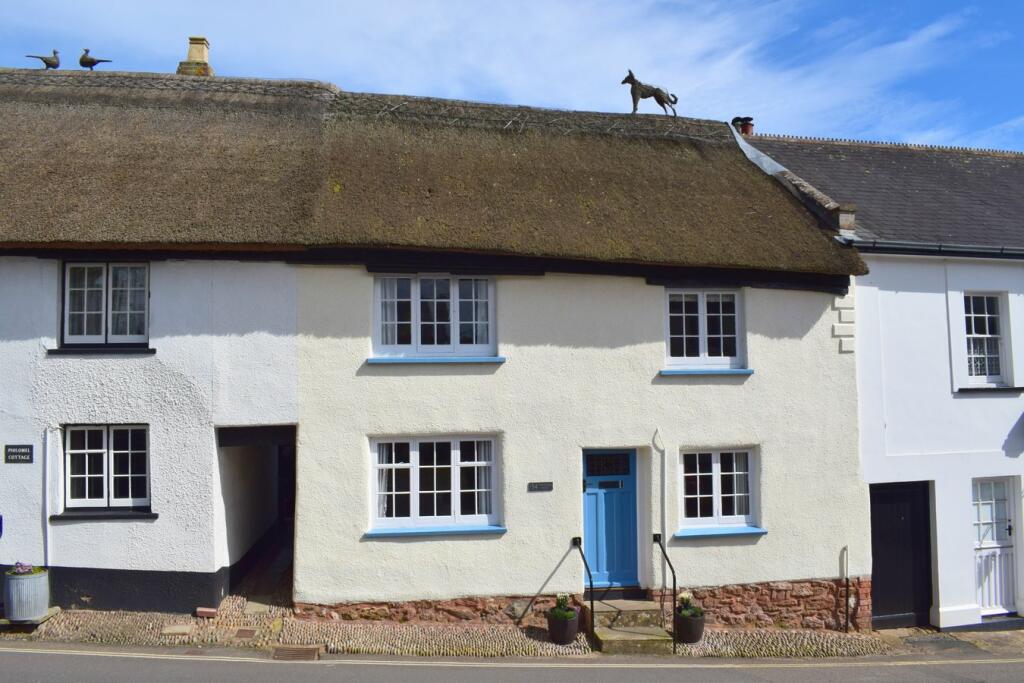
{"left": 731, "top": 116, "right": 754, "bottom": 135}
{"left": 176, "top": 36, "right": 214, "bottom": 77}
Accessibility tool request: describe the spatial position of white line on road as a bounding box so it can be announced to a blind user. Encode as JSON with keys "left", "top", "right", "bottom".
{"left": 1, "top": 645, "right": 1023, "bottom": 670}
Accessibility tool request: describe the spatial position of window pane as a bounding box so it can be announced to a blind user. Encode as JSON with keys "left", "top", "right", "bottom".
{"left": 87, "top": 477, "right": 103, "bottom": 499}
{"left": 395, "top": 494, "right": 410, "bottom": 517}
{"left": 70, "top": 452, "right": 85, "bottom": 475}
{"left": 698, "top": 497, "right": 713, "bottom": 517}
{"left": 110, "top": 313, "right": 128, "bottom": 336}
{"left": 131, "top": 452, "right": 147, "bottom": 474}
{"left": 113, "top": 429, "right": 130, "bottom": 451}
{"left": 394, "top": 442, "right": 410, "bottom": 464}
{"left": 69, "top": 267, "right": 85, "bottom": 288}
{"left": 86, "top": 313, "right": 103, "bottom": 335}
{"left": 88, "top": 451, "right": 104, "bottom": 473}
{"left": 722, "top": 497, "right": 734, "bottom": 516}
{"left": 70, "top": 478, "right": 85, "bottom": 499}
{"left": 114, "top": 477, "right": 130, "bottom": 499}
{"left": 70, "top": 430, "right": 85, "bottom": 450}
{"left": 685, "top": 498, "right": 698, "bottom": 518}
{"left": 131, "top": 476, "right": 147, "bottom": 499}
{"left": 69, "top": 290, "right": 85, "bottom": 313}
{"left": 114, "top": 452, "right": 130, "bottom": 475}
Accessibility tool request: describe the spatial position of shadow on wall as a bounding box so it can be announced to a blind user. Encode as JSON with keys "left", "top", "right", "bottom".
{"left": 1004, "top": 412, "right": 1024, "bottom": 459}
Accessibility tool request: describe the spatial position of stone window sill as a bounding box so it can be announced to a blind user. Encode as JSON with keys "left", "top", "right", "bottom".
{"left": 674, "top": 525, "right": 766, "bottom": 539}
{"left": 50, "top": 508, "right": 158, "bottom": 522}
{"left": 363, "top": 525, "right": 507, "bottom": 539}
{"left": 47, "top": 346, "right": 155, "bottom": 356}
{"left": 956, "top": 386, "right": 1023, "bottom": 394}
{"left": 659, "top": 368, "right": 753, "bottom": 377}
{"left": 366, "top": 357, "right": 506, "bottom": 365}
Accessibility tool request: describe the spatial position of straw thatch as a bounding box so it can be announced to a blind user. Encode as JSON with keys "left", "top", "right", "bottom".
{"left": 0, "top": 68, "right": 864, "bottom": 276}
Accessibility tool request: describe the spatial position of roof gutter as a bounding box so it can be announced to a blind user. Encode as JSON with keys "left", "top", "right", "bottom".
{"left": 842, "top": 237, "right": 1024, "bottom": 260}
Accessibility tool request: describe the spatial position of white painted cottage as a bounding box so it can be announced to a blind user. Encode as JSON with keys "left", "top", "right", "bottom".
{"left": 750, "top": 135, "right": 1024, "bottom": 629}
{"left": 0, "top": 61, "right": 871, "bottom": 631}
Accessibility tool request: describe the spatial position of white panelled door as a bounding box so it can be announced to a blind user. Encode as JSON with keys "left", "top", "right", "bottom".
{"left": 973, "top": 478, "right": 1016, "bottom": 616}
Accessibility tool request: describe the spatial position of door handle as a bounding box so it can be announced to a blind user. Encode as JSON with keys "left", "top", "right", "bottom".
{"left": 1007, "top": 521, "right": 1013, "bottom": 537}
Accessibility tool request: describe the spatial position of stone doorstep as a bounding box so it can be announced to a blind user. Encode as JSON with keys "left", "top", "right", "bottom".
{"left": 593, "top": 625, "right": 674, "bottom": 655}
{"left": 593, "top": 600, "right": 666, "bottom": 628}
{"left": 160, "top": 624, "right": 195, "bottom": 637}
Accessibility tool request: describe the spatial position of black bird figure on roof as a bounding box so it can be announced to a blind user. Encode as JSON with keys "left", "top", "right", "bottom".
{"left": 26, "top": 50, "right": 59, "bottom": 69}
{"left": 79, "top": 49, "right": 112, "bottom": 71}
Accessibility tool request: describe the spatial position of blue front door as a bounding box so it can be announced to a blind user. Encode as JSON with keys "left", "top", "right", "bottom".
{"left": 583, "top": 450, "right": 638, "bottom": 587}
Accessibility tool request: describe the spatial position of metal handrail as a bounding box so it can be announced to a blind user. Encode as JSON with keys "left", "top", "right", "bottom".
{"left": 653, "top": 533, "right": 677, "bottom": 654}
{"left": 571, "top": 537, "right": 595, "bottom": 634}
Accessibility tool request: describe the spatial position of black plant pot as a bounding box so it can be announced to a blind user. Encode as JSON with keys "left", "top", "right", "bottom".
{"left": 673, "top": 612, "right": 705, "bottom": 644}
{"left": 547, "top": 608, "right": 579, "bottom": 645}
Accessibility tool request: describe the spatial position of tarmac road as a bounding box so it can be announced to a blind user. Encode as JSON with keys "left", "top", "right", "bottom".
{"left": 2, "top": 641, "right": 1024, "bottom": 682}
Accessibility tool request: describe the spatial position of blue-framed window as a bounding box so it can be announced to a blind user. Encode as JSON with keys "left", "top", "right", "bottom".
{"left": 372, "top": 437, "right": 500, "bottom": 529}
{"left": 373, "top": 275, "right": 496, "bottom": 358}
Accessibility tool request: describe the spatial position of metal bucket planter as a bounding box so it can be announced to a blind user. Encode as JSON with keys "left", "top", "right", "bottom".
{"left": 673, "top": 612, "right": 705, "bottom": 644}
{"left": 547, "top": 608, "right": 580, "bottom": 645}
{"left": 3, "top": 568, "right": 50, "bottom": 622}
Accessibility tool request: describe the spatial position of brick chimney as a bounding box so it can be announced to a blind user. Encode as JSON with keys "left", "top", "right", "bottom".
{"left": 732, "top": 116, "right": 754, "bottom": 135}
{"left": 176, "top": 36, "right": 214, "bottom": 76}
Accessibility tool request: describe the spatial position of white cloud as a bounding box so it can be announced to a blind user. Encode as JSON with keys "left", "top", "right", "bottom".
{"left": 2, "top": 1, "right": 1018, "bottom": 149}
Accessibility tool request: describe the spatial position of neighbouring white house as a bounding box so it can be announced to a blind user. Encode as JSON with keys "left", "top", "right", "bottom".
{"left": 0, "top": 45, "right": 872, "bottom": 634}
{"left": 748, "top": 133, "right": 1024, "bottom": 629}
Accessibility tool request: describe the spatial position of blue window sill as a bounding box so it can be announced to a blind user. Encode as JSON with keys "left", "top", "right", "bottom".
{"left": 674, "top": 525, "right": 767, "bottom": 539}
{"left": 659, "top": 368, "right": 753, "bottom": 376}
{"left": 366, "top": 356, "right": 506, "bottom": 365}
{"left": 364, "top": 525, "right": 507, "bottom": 538}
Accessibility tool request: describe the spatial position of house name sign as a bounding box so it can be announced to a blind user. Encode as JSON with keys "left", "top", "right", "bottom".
{"left": 4, "top": 445, "right": 33, "bottom": 464}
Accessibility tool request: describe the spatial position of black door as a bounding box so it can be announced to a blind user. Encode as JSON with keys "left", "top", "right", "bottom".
{"left": 870, "top": 482, "right": 933, "bottom": 628}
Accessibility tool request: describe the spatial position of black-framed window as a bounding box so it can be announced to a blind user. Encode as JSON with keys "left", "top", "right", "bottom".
{"left": 65, "top": 425, "right": 151, "bottom": 509}
{"left": 62, "top": 263, "right": 150, "bottom": 346}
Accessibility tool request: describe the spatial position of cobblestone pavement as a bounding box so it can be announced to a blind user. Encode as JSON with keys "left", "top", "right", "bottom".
{"left": 1, "top": 595, "right": 901, "bottom": 658}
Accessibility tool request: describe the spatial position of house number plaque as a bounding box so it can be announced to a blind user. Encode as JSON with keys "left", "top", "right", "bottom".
{"left": 527, "top": 481, "right": 553, "bottom": 492}
{"left": 4, "top": 445, "right": 33, "bottom": 464}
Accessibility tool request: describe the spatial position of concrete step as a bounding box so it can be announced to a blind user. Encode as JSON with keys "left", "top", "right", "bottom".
{"left": 592, "top": 599, "right": 666, "bottom": 628}
{"left": 593, "top": 625, "right": 674, "bottom": 655}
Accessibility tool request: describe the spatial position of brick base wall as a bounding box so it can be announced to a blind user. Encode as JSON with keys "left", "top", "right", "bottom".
{"left": 654, "top": 576, "right": 872, "bottom": 632}
{"left": 294, "top": 594, "right": 582, "bottom": 628}
{"left": 294, "top": 576, "right": 871, "bottom": 632}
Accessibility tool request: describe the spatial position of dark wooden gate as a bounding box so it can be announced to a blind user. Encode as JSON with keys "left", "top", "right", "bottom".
{"left": 870, "top": 481, "right": 933, "bottom": 628}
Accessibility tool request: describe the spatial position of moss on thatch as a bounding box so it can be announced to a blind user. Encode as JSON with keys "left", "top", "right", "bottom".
{"left": 0, "top": 69, "right": 864, "bottom": 276}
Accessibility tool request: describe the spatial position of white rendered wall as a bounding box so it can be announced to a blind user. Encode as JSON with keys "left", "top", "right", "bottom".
{"left": 295, "top": 267, "right": 869, "bottom": 605}
{"left": 0, "top": 257, "right": 297, "bottom": 574}
{"left": 857, "top": 254, "right": 1024, "bottom": 627}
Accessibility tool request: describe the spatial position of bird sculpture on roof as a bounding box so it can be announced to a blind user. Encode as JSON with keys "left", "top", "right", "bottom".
{"left": 79, "top": 49, "right": 112, "bottom": 71}
{"left": 26, "top": 50, "right": 59, "bottom": 70}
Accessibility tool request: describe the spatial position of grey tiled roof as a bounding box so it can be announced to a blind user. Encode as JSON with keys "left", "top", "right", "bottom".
{"left": 746, "top": 135, "right": 1024, "bottom": 249}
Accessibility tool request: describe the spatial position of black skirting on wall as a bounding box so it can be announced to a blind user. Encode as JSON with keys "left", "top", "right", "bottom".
{"left": 1, "top": 564, "right": 229, "bottom": 614}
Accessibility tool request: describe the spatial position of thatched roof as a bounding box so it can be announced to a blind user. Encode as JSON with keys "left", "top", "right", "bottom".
{"left": 0, "top": 69, "right": 864, "bottom": 276}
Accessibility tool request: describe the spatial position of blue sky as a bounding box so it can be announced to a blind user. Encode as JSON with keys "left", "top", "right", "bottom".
{"left": 3, "top": 1, "right": 1022, "bottom": 150}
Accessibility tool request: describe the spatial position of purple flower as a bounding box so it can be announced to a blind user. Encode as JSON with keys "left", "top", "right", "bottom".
{"left": 12, "top": 562, "right": 35, "bottom": 575}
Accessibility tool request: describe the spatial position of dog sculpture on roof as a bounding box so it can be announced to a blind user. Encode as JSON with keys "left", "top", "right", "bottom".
{"left": 621, "top": 70, "right": 678, "bottom": 117}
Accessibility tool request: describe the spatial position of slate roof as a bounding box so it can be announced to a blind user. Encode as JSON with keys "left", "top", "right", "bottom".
{"left": 746, "top": 135, "right": 1024, "bottom": 250}
{"left": 0, "top": 68, "right": 864, "bottom": 276}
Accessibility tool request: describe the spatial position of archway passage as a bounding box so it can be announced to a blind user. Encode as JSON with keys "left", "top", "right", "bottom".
{"left": 217, "top": 425, "right": 297, "bottom": 607}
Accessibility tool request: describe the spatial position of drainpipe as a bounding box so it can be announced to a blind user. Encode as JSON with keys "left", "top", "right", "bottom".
{"left": 842, "top": 545, "right": 850, "bottom": 633}
{"left": 653, "top": 428, "right": 668, "bottom": 598}
{"left": 42, "top": 427, "right": 54, "bottom": 568}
